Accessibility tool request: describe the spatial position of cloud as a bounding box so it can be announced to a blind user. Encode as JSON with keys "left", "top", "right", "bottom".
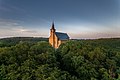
{"left": 69, "top": 32, "right": 120, "bottom": 39}
{"left": 12, "top": 28, "right": 37, "bottom": 33}
{"left": 0, "top": 21, "right": 19, "bottom": 29}
{"left": 0, "top": 1, "right": 26, "bottom": 13}
{"left": 0, "top": 6, "right": 11, "bottom": 12}
{"left": 63, "top": 21, "right": 120, "bottom": 39}
{"left": 0, "top": 19, "right": 38, "bottom": 38}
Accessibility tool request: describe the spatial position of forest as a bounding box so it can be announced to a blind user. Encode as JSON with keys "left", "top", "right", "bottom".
{"left": 0, "top": 37, "right": 120, "bottom": 80}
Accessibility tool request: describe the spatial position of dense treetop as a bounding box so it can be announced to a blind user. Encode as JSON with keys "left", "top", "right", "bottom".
{"left": 0, "top": 37, "right": 120, "bottom": 80}
{"left": 0, "top": 37, "right": 48, "bottom": 47}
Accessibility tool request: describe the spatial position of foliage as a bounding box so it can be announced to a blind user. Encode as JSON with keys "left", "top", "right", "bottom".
{"left": 0, "top": 37, "right": 48, "bottom": 47}
{"left": 0, "top": 38, "right": 120, "bottom": 80}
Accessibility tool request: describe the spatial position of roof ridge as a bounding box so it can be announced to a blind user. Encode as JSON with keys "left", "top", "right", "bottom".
{"left": 55, "top": 32, "right": 67, "bottom": 34}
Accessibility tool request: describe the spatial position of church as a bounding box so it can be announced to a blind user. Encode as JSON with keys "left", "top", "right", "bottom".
{"left": 49, "top": 23, "right": 69, "bottom": 48}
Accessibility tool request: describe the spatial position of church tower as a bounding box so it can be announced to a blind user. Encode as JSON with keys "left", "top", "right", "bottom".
{"left": 49, "top": 22, "right": 69, "bottom": 48}
{"left": 49, "top": 22, "right": 56, "bottom": 48}
{"left": 50, "top": 22, "right": 56, "bottom": 34}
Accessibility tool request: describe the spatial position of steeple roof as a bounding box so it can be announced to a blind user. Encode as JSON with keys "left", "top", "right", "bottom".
{"left": 51, "top": 22, "right": 55, "bottom": 29}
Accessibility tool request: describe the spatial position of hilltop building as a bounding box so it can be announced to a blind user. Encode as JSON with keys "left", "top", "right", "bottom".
{"left": 49, "top": 23, "right": 69, "bottom": 48}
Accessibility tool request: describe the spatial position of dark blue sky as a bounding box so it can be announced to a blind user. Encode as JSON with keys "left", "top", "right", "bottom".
{"left": 0, "top": 0, "right": 120, "bottom": 38}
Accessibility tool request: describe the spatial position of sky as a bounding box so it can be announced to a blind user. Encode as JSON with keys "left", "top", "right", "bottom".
{"left": 0, "top": 0, "right": 120, "bottom": 39}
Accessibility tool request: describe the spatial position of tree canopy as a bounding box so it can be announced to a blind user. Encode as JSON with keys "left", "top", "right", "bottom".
{"left": 0, "top": 38, "right": 120, "bottom": 80}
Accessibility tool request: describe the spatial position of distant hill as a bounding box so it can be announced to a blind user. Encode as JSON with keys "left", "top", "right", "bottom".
{"left": 0, "top": 37, "right": 48, "bottom": 47}
{"left": 0, "top": 37, "right": 120, "bottom": 48}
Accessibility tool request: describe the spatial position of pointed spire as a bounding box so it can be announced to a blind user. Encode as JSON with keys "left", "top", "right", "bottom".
{"left": 51, "top": 22, "right": 55, "bottom": 29}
